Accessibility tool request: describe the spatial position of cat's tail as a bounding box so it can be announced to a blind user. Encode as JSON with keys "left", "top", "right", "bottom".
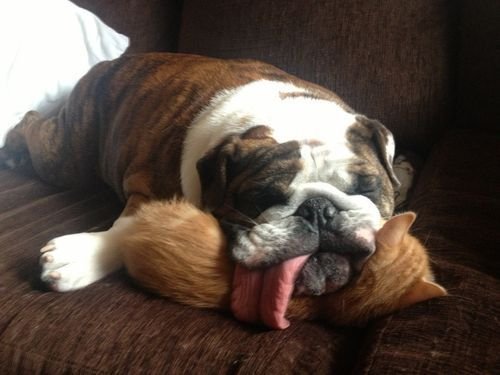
{"left": 121, "top": 199, "right": 233, "bottom": 309}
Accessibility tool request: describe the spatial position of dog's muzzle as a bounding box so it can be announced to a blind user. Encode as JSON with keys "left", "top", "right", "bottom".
{"left": 293, "top": 197, "right": 376, "bottom": 295}
{"left": 295, "top": 196, "right": 375, "bottom": 262}
{"left": 229, "top": 183, "right": 382, "bottom": 296}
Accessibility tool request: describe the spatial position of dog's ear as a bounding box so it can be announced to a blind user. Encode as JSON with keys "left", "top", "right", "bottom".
{"left": 197, "top": 125, "right": 302, "bottom": 215}
{"left": 196, "top": 126, "right": 278, "bottom": 212}
{"left": 196, "top": 134, "right": 236, "bottom": 212}
{"left": 354, "top": 115, "right": 400, "bottom": 188}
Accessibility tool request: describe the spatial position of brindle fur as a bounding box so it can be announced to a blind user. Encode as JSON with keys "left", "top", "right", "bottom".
{"left": 3, "top": 53, "right": 350, "bottom": 208}
{"left": 0, "top": 53, "right": 407, "bottom": 299}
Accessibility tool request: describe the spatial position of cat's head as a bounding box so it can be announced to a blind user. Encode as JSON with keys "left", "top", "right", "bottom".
{"left": 318, "top": 212, "right": 447, "bottom": 325}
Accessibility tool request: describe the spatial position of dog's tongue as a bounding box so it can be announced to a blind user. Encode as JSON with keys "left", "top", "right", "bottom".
{"left": 231, "top": 255, "right": 310, "bottom": 329}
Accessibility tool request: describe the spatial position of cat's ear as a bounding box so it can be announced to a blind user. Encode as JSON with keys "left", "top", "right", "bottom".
{"left": 398, "top": 277, "right": 447, "bottom": 309}
{"left": 377, "top": 211, "right": 417, "bottom": 247}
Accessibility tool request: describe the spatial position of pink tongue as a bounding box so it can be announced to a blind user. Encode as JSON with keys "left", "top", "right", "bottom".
{"left": 231, "top": 255, "right": 310, "bottom": 329}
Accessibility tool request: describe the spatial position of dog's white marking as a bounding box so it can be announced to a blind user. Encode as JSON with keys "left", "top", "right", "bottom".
{"left": 40, "top": 217, "right": 133, "bottom": 292}
{"left": 294, "top": 143, "right": 355, "bottom": 194}
{"left": 181, "top": 79, "right": 358, "bottom": 207}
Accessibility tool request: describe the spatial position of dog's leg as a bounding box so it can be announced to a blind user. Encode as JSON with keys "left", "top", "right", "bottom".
{"left": 1, "top": 109, "right": 101, "bottom": 188}
{"left": 1, "top": 111, "right": 39, "bottom": 170}
{"left": 39, "top": 194, "right": 147, "bottom": 292}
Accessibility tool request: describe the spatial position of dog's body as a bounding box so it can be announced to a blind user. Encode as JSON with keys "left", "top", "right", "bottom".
{"left": 2, "top": 53, "right": 399, "bottom": 293}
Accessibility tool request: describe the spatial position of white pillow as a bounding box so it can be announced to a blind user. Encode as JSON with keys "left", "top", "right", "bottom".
{"left": 0, "top": 0, "right": 129, "bottom": 146}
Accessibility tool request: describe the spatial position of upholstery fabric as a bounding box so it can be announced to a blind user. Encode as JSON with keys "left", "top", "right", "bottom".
{"left": 71, "top": 0, "right": 182, "bottom": 53}
{"left": 1, "top": 0, "right": 499, "bottom": 373}
{"left": 410, "top": 130, "right": 500, "bottom": 278}
{"left": 0, "top": 170, "right": 359, "bottom": 374}
{"left": 455, "top": 0, "right": 500, "bottom": 130}
{"left": 1, "top": 132, "right": 498, "bottom": 372}
{"left": 179, "top": 0, "right": 457, "bottom": 152}
{"left": 354, "top": 130, "right": 500, "bottom": 374}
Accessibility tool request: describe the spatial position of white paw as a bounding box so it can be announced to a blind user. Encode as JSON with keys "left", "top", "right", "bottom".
{"left": 40, "top": 232, "right": 121, "bottom": 292}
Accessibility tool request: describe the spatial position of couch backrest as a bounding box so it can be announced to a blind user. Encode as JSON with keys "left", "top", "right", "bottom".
{"left": 72, "top": 0, "right": 182, "bottom": 53}
{"left": 178, "top": 0, "right": 458, "bottom": 153}
{"left": 73, "top": 0, "right": 499, "bottom": 154}
{"left": 455, "top": 0, "right": 499, "bottom": 132}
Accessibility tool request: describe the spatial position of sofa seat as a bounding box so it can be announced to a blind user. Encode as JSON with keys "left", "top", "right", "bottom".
{"left": 1, "top": 129, "right": 498, "bottom": 373}
{"left": 0, "top": 170, "right": 358, "bottom": 373}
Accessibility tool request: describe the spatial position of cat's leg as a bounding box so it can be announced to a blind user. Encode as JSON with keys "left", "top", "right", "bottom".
{"left": 40, "top": 194, "right": 147, "bottom": 292}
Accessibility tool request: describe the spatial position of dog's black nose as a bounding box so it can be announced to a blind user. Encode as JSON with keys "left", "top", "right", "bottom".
{"left": 294, "top": 197, "right": 337, "bottom": 228}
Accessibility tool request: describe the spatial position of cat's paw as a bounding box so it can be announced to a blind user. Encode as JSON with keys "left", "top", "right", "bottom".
{"left": 40, "top": 232, "right": 121, "bottom": 292}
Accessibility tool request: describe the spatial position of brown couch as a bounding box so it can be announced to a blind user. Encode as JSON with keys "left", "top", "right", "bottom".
{"left": 1, "top": 1, "right": 498, "bottom": 373}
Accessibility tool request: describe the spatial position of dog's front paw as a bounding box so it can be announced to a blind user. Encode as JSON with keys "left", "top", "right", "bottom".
{"left": 39, "top": 232, "right": 121, "bottom": 292}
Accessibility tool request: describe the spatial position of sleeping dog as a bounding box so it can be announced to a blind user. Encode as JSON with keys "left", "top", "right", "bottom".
{"left": 0, "top": 53, "right": 399, "bottom": 296}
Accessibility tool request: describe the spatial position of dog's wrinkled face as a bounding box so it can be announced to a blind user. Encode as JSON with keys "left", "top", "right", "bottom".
{"left": 197, "top": 120, "right": 398, "bottom": 294}
{"left": 197, "top": 125, "right": 303, "bottom": 218}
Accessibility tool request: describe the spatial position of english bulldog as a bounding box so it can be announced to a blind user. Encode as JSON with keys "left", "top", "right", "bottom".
{"left": 0, "top": 53, "right": 399, "bottom": 295}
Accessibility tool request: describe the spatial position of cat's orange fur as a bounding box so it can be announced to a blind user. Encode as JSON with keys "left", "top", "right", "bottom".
{"left": 121, "top": 199, "right": 446, "bottom": 326}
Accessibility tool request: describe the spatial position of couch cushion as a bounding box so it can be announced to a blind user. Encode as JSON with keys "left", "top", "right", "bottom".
{"left": 353, "top": 129, "right": 500, "bottom": 374}
{"left": 1, "top": 131, "right": 497, "bottom": 373}
{"left": 409, "top": 129, "right": 500, "bottom": 277}
{"left": 0, "top": 169, "right": 362, "bottom": 374}
{"left": 178, "top": 0, "right": 457, "bottom": 152}
{"left": 354, "top": 264, "right": 499, "bottom": 374}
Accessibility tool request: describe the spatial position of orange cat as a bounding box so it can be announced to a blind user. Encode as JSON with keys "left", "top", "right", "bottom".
{"left": 121, "top": 199, "right": 446, "bottom": 327}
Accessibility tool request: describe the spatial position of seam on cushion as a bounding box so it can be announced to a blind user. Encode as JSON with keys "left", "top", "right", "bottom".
{"left": 0, "top": 341, "right": 104, "bottom": 374}
{"left": 0, "top": 189, "right": 109, "bottom": 223}
{"left": 0, "top": 180, "right": 39, "bottom": 195}
{"left": 0, "top": 315, "right": 17, "bottom": 339}
{"left": 0, "top": 293, "right": 59, "bottom": 338}
{"left": 362, "top": 315, "right": 393, "bottom": 374}
{"left": 0, "top": 294, "right": 103, "bottom": 373}
{"left": 0, "top": 196, "right": 118, "bottom": 247}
